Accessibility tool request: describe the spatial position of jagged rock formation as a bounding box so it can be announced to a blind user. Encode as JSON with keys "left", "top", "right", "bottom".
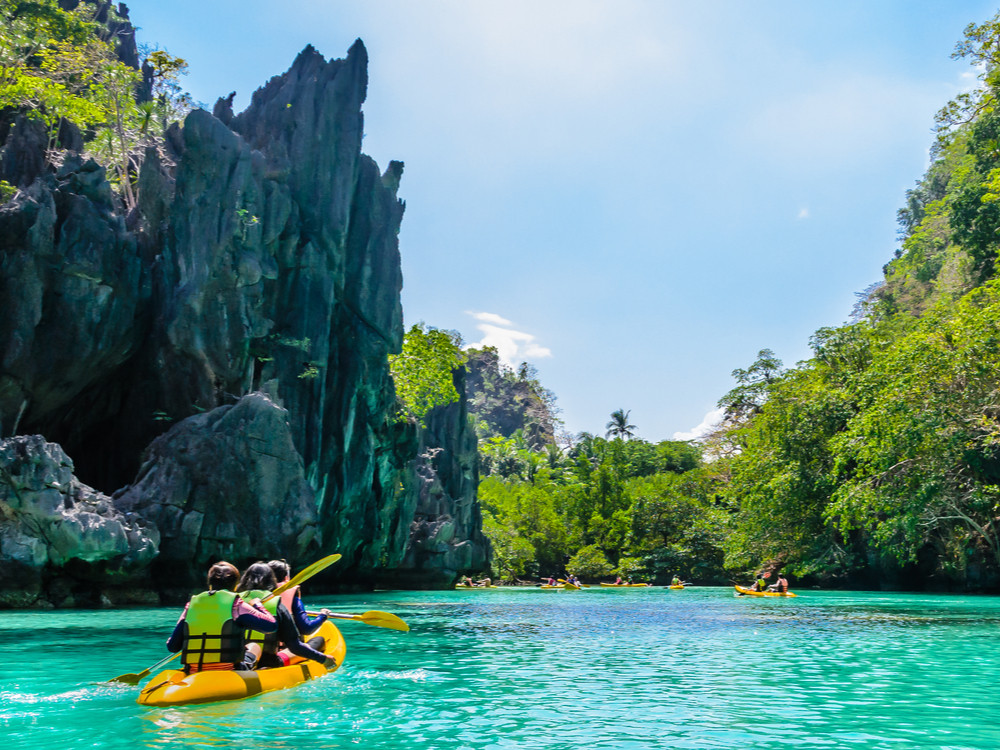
{"left": 0, "top": 12, "right": 489, "bottom": 605}
{"left": 385, "top": 368, "right": 489, "bottom": 588}
{"left": 0, "top": 435, "right": 158, "bottom": 607}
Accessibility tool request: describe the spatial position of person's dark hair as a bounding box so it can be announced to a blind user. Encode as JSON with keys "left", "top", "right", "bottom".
{"left": 267, "top": 559, "right": 291, "bottom": 582}
{"left": 207, "top": 561, "right": 240, "bottom": 591}
{"left": 237, "top": 562, "right": 277, "bottom": 593}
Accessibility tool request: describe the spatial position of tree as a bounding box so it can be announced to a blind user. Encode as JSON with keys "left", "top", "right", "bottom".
{"left": 388, "top": 324, "right": 464, "bottom": 424}
{"left": 717, "top": 349, "right": 784, "bottom": 424}
{"left": 567, "top": 544, "right": 614, "bottom": 579}
{"left": 605, "top": 408, "right": 636, "bottom": 440}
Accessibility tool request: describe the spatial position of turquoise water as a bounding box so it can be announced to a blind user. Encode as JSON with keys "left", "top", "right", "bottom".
{"left": 1, "top": 587, "right": 998, "bottom": 749}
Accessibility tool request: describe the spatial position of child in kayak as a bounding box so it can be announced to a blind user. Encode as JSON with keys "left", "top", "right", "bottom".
{"left": 237, "top": 562, "right": 335, "bottom": 670}
{"left": 166, "top": 561, "right": 278, "bottom": 672}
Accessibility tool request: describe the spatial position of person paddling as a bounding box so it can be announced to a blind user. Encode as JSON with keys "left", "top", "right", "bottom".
{"left": 766, "top": 571, "right": 789, "bottom": 593}
{"left": 237, "top": 562, "right": 336, "bottom": 670}
{"left": 165, "top": 561, "right": 278, "bottom": 672}
{"left": 266, "top": 558, "right": 337, "bottom": 665}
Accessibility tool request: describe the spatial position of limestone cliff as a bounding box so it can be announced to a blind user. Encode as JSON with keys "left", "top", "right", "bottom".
{"left": 0, "top": 18, "right": 488, "bottom": 605}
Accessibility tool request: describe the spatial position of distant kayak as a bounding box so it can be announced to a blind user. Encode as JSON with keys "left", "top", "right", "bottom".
{"left": 734, "top": 585, "right": 797, "bottom": 598}
{"left": 454, "top": 584, "right": 499, "bottom": 589}
{"left": 668, "top": 584, "right": 685, "bottom": 590}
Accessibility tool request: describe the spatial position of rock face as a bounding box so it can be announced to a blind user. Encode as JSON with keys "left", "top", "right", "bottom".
{"left": 386, "top": 368, "right": 490, "bottom": 588}
{"left": 0, "top": 25, "right": 489, "bottom": 605}
{"left": 0, "top": 435, "right": 159, "bottom": 607}
{"left": 115, "top": 392, "right": 320, "bottom": 595}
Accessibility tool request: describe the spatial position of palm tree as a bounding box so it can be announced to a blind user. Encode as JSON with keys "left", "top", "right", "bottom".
{"left": 605, "top": 409, "right": 636, "bottom": 440}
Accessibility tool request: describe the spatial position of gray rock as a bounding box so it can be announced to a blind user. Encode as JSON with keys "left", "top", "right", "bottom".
{"left": 116, "top": 392, "right": 319, "bottom": 588}
{"left": 0, "top": 434, "right": 159, "bottom": 607}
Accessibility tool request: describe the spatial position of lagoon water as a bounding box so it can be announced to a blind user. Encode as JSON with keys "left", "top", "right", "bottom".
{"left": 1, "top": 587, "right": 997, "bottom": 749}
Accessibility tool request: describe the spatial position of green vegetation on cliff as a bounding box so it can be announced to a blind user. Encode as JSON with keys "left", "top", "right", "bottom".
{"left": 699, "top": 12, "right": 1000, "bottom": 589}
{"left": 0, "top": 0, "right": 188, "bottom": 206}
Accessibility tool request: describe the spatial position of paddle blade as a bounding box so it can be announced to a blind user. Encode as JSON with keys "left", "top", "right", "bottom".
{"left": 359, "top": 610, "right": 409, "bottom": 632}
{"left": 108, "top": 672, "right": 143, "bottom": 685}
{"left": 321, "top": 610, "right": 410, "bottom": 632}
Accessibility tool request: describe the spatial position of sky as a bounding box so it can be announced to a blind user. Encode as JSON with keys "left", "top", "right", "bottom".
{"left": 123, "top": 0, "right": 1000, "bottom": 442}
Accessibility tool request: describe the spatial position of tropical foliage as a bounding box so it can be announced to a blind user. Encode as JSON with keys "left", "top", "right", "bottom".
{"left": 0, "top": 0, "right": 189, "bottom": 206}
{"left": 477, "top": 431, "right": 720, "bottom": 583}
{"left": 388, "top": 324, "right": 464, "bottom": 423}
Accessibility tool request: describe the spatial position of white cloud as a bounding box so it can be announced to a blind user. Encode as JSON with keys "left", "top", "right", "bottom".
{"left": 797, "top": 207, "right": 809, "bottom": 220}
{"left": 673, "top": 407, "right": 725, "bottom": 442}
{"left": 467, "top": 311, "right": 513, "bottom": 327}
{"left": 465, "top": 312, "right": 552, "bottom": 368}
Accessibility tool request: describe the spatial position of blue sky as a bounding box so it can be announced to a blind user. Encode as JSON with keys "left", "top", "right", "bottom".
{"left": 123, "top": 0, "right": 999, "bottom": 442}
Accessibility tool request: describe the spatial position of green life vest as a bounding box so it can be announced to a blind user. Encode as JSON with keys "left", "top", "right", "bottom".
{"left": 181, "top": 590, "right": 243, "bottom": 668}
{"left": 239, "top": 589, "right": 280, "bottom": 654}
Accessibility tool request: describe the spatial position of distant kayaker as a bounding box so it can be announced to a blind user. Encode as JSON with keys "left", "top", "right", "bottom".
{"left": 166, "top": 561, "right": 278, "bottom": 672}
{"left": 477, "top": 577, "right": 492, "bottom": 587}
{"left": 238, "top": 562, "right": 336, "bottom": 670}
{"left": 614, "top": 576, "right": 623, "bottom": 585}
{"left": 768, "top": 573, "right": 789, "bottom": 594}
{"left": 671, "top": 575, "right": 682, "bottom": 586}
{"left": 751, "top": 574, "right": 767, "bottom": 592}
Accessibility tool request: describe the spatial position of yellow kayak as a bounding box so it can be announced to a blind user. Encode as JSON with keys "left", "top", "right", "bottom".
{"left": 734, "top": 585, "right": 797, "bottom": 598}
{"left": 668, "top": 584, "right": 685, "bottom": 590}
{"left": 137, "top": 621, "right": 345, "bottom": 706}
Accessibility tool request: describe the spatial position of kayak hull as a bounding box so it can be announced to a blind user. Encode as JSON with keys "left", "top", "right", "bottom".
{"left": 668, "top": 585, "right": 685, "bottom": 590}
{"left": 137, "top": 621, "right": 345, "bottom": 707}
{"left": 734, "top": 585, "right": 797, "bottom": 598}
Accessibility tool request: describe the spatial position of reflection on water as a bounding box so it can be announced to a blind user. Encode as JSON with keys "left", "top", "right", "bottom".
{"left": 1, "top": 589, "right": 999, "bottom": 749}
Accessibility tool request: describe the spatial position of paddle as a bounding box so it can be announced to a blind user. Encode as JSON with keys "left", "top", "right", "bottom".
{"left": 307, "top": 609, "right": 410, "bottom": 632}
{"left": 108, "top": 651, "right": 181, "bottom": 686}
{"left": 108, "top": 553, "right": 343, "bottom": 685}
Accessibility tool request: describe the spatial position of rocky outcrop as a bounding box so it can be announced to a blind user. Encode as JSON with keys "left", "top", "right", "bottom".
{"left": 385, "top": 368, "right": 490, "bottom": 588}
{"left": 0, "top": 435, "right": 158, "bottom": 607}
{"left": 0, "top": 25, "right": 488, "bottom": 604}
{"left": 115, "top": 392, "right": 319, "bottom": 597}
